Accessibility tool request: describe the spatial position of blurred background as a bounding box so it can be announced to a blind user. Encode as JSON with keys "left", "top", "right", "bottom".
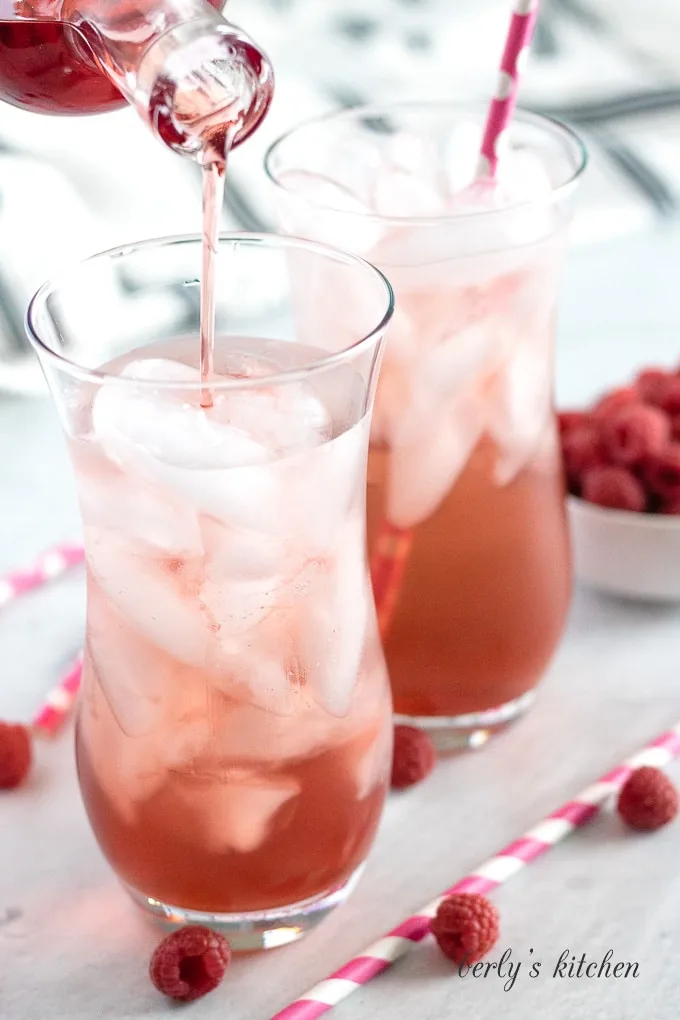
{"left": 2, "top": 0, "right": 680, "bottom": 392}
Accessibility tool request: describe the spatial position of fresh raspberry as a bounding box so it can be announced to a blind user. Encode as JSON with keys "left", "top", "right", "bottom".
{"left": 561, "top": 426, "right": 605, "bottom": 483}
{"left": 149, "top": 926, "right": 231, "bottom": 1002}
{"left": 391, "top": 725, "right": 436, "bottom": 788}
{"left": 431, "top": 894, "right": 500, "bottom": 965}
{"left": 558, "top": 410, "right": 590, "bottom": 436}
{"left": 670, "top": 415, "right": 680, "bottom": 442}
{"left": 592, "top": 386, "right": 638, "bottom": 419}
{"left": 660, "top": 377, "right": 680, "bottom": 416}
{"left": 635, "top": 369, "right": 670, "bottom": 406}
{"left": 600, "top": 403, "right": 669, "bottom": 466}
{"left": 644, "top": 445, "right": 680, "bottom": 499}
{"left": 617, "top": 766, "right": 679, "bottom": 831}
{"left": 0, "top": 722, "right": 32, "bottom": 789}
{"left": 581, "top": 465, "right": 646, "bottom": 512}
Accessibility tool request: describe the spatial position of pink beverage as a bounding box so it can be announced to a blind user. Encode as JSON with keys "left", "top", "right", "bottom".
{"left": 266, "top": 103, "right": 586, "bottom": 749}
{"left": 27, "top": 235, "right": 394, "bottom": 947}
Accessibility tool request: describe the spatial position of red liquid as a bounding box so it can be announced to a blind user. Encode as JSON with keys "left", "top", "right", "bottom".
{"left": 77, "top": 648, "right": 388, "bottom": 913}
{"left": 365, "top": 256, "right": 572, "bottom": 723}
{"left": 368, "top": 435, "right": 571, "bottom": 718}
{"left": 0, "top": 0, "right": 225, "bottom": 116}
{"left": 0, "top": 2, "right": 125, "bottom": 114}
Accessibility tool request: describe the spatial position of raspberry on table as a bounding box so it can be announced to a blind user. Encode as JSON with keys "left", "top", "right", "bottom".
{"left": 617, "top": 766, "right": 679, "bottom": 831}
{"left": 0, "top": 722, "right": 32, "bottom": 790}
{"left": 600, "top": 403, "right": 669, "bottom": 466}
{"left": 431, "top": 894, "right": 500, "bottom": 965}
{"left": 391, "top": 724, "right": 436, "bottom": 789}
{"left": 581, "top": 465, "right": 646, "bottom": 512}
{"left": 592, "top": 386, "right": 639, "bottom": 419}
{"left": 561, "top": 426, "right": 605, "bottom": 484}
{"left": 149, "top": 926, "right": 231, "bottom": 1002}
{"left": 635, "top": 368, "right": 671, "bottom": 406}
{"left": 644, "top": 445, "right": 680, "bottom": 499}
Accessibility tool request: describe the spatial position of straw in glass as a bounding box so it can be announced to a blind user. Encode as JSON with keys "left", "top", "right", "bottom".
{"left": 370, "top": 0, "right": 541, "bottom": 637}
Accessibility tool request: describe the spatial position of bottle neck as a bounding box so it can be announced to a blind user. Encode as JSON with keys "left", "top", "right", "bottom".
{"left": 66, "top": 0, "right": 273, "bottom": 160}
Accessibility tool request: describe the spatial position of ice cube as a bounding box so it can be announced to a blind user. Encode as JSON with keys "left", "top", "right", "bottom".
{"left": 372, "top": 168, "right": 445, "bottom": 218}
{"left": 275, "top": 169, "right": 383, "bottom": 254}
{"left": 210, "top": 692, "right": 338, "bottom": 763}
{"left": 219, "top": 648, "right": 310, "bottom": 717}
{"left": 191, "top": 770, "right": 300, "bottom": 854}
{"left": 86, "top": 586, "right": 166, "bottom": 737}
{"left": 419, "top": 318, "right": 508, "bottom": 399}
{"left": 213, "top": 380, "right": 331, "bottom": 455}
{"left": 496, "top": 150, "right": 553, "bottom": 206}
{"left": 93, "top": 363, "right": 278, "bottom": 532}
{"left": 284, "top": 417, "right": 368, "bottom": 559}
{"left": 77, "top": 469, "right": 203, "bottom": 557}
{"left": 447, "top": 159, "right": 555, "bottom": 254}
{"left": 298, "top": 518, "right": 369, "bottom": 717}
{"left": 78, "top": 672, "right": 177, "bottom": 824}
{"left": 488, "top": 337, "right": 553, "bottom": 486}
{"left": 445, "top": 122, "right": 484, "bottom": 194}
{"left": 200, "top": 516, "right": 286, "bottom": 582}
{"left": 93, "top": 361, "right": 272, "bottom": 472}
{"left": 354, "top": 708, "right": 393, "bottom": 800}
{"left": 204, "top": 556, "right": 318, "bottom": 713}
{"left": 93, "top": 359, "right": 334, "bottom": 534}
{"left": 369, "top": 130, "right": 449, "bottom": 219}
{"left": 387, "top": 386, "right": 484, "bottom": 528}
{"left": 86, "top": 528, "right": 212, "bottom": 666}
{"left": 383, "top": 132, "right": 442, "bottom": 180}
{"left": 121, "top": 359, "right": 198, "bottom": 384}
{"left": 201, "top": 572, "right": 287, "bottom": 640}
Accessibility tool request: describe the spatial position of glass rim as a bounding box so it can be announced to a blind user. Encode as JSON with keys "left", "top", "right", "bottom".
{"left": 264, "top": 100, "right": 588, "bottom": 227}
{"left": 26, "top": 231, "right": 395, "bottom": 391}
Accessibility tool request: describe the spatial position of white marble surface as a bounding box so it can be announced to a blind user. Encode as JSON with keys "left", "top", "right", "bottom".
{"left": 3, "top": 224, "right": 680, "bottom": 1019}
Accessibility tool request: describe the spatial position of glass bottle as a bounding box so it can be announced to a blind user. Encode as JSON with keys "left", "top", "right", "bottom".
{"left": 0, "top": 0, "right": 273, "bottom": 156}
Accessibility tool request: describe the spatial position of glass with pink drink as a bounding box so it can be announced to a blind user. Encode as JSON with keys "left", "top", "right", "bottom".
{"left": 27, "top": 233, "right": 394, "bottom": 948}
{"left": 266, "top": 103, "right": 586, "bottom": 750}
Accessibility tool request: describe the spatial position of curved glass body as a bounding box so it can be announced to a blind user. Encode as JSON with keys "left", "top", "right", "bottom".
{"left": 27, "top": 232, "right": 394, "bottom": 948}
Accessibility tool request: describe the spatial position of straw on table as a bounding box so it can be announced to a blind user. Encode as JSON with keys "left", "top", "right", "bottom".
{"left": 32, "top": 653, "right": 84, "bottom": 736}
{"left": 0, "top": 544, "right": 84, "bottom": 608}
{"left": 0, "top": 543, "right": 85, "bottom": 736}
{"left": 271, "top": 720, "right": 680, "bottom": 1019}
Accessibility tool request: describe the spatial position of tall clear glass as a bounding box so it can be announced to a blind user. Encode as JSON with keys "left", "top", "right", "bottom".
{"left": 266, "top": 103, "right": 587, "bottom": 751}
{"left": 26, "top": 233, "right": 394, "bottom": 949}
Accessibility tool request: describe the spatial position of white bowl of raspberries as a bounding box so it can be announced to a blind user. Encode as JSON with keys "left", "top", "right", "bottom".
{"left": 561, "top": 367, "right": 680, "bottom": 602}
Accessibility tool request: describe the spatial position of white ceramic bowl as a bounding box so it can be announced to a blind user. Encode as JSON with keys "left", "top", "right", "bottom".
{"left": 568, "top": 496, "right": 680, "bottom": 602}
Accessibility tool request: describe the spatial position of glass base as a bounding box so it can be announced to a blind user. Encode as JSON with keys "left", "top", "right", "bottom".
{"left": 395, "top": 689, "right": 536, "bottom": 754}
{"left": 124, "top": 864, "right": 365, "bottom": 951}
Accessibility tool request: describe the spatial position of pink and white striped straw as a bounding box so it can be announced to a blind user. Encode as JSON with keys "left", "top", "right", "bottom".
{"left": 477, "top": 0, "right": 540, "bottom": 178}
{"left": 0, "top": 543, "right": 84, "bottom": 609}
{"left": 0, "top": 543, "right": 85, "bottom": 736}
{"left": 271, "top": 719, "right": 680, "bottom": 1020}
{"left": 32, "top": 652, "right": 84, "bottom": 736}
